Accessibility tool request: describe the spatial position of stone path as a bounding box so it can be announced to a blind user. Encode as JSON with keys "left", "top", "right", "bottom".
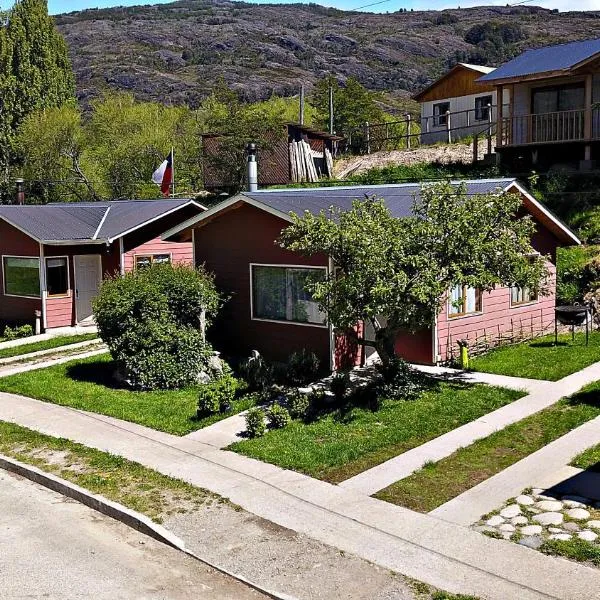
{"left": 339, "top": 361, "right": 600, "bottom": 496}
{"left": 184, "top": 410, "right": 248, "bottom": 447}
{"left": 475, "top": 489, "right": 600, "bottom": 551}
{"left": 430, "top": 414, "right": 600, "bottom": 526}
{"left": 0, "top": 339, "right": 102, "bottom": 366}
{"left": 1, "top": 393, "right": 600, "bottom": 599}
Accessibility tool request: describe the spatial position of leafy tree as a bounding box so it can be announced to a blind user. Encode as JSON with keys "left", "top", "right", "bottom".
{"left": 280, "top": 182, "right": 548, "bottom": 366}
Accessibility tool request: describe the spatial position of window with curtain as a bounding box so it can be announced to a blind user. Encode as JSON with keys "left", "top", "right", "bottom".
{"left": 511, "top": 286, "right": 538, "bottom": 306}
{"left": 449, "top": 284, "right": 482, "bottom": 317}
{"left": 433, "top": 102, "right": 450, "bottom": 126}
{"left": 3, "top": 257, "right": 40, "bottom": 298}
{"left": 252, "top": 265, "right": 327, "bottom": 325}
{"left": 46, "top": 257, "right": 69, "bottom": 297}
{"left": 134, "top": 254, "right": 171, "bottom": 269}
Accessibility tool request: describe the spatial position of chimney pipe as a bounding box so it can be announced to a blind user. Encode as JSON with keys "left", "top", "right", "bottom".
{"left": 247, "top": 143, "right": 258, "bottom": 192}
{"left": 15, "top": 178, "right": 25, "bottom": 205}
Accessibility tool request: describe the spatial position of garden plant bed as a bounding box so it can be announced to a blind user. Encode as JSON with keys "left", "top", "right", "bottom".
{"left": 228, "top": 382, "right": 523, "bottom": 483}
{"left": 0, "top": 420, "right": 217, "bottom": 522}
{"left": 0, "top": 333, "right": 99, "bottom": 360}
{"left": 469, "top": 331, "right": 600, "bottom": 381}
{"left": 0, "top": 354, "right": 256, "bottom": 436}
{"left": 572, "top": 443, "right": 600, "bottom": 472}
{"left": 374, "top": 383, "right": 600, "bottom": 512}
{"left": 474, "top": 489, "right": 600, "bottom": 568}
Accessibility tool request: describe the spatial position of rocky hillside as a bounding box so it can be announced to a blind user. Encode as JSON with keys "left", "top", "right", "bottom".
{"left": 55, "top": 1, "right": 600, "bottom": 107}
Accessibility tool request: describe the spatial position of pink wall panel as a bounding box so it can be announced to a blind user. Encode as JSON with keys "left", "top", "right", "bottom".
{"left": 122, "top": 236, "right": 193, "bottom": 272}
{"left": 437, "top": 261, "right": 557, "bottom": 363}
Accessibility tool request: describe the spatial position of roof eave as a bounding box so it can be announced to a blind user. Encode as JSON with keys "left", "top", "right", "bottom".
{"left": 478, "top": 67, "right": 573, "bottom": 86}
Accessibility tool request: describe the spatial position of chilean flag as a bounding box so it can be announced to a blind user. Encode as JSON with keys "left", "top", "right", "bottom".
{"left": 152, "top": 150, "right": 173, "bottom": 197}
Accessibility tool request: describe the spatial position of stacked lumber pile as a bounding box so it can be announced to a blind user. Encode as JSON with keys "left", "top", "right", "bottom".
{"left": 289, "top": 140, "right": 319, "bottom": 183}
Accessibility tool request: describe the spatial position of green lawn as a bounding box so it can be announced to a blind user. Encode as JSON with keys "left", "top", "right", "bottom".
{"left": 469, "top": 331, "right": 600, "bottom": 381}
{"left": 571, "top": 442, "right": 600, "bottom": 472}
{"left": 0, "top": 354, "right": 256, "bottom": 436}
{"left": 375, "top": 382, "right": 600, "bottom": 512}
{"left": 229, "top": 382, "right": 522, "bottom": 483}
{"left": 0, "top": 420, "right": 216, "bottom": 522}
{"left": 0, "top": 333, "right": 99, "bottom": 360}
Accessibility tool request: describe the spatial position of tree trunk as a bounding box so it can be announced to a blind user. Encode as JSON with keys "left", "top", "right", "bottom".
{"left": 375, "top": 327, "right": 397, "bottom": 368}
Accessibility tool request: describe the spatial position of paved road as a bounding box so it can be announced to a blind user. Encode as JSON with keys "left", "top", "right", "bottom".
{"left": 0, "top": 470, "right": 266, "bottom": 600}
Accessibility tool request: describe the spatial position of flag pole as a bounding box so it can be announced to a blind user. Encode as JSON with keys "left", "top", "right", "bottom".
{"left": 171, "top": 147, "right": 175, "bottom": 198}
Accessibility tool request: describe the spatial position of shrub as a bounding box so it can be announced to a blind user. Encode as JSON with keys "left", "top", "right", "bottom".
{"left": 3, "top": 324, "right": 33, "bottom": 341}
{"left": 308, "top": 387, "right": 328, "bottom": 413}
{"left": 286, "top": 349, "right": 321, "bottom": 385}
{"left": 267, "top": 403, "right": 291, "bottom": 429}
{"left": 239, "top": 353, "right": 273, "bottom": 392}
{"left": 92, "top": 263, "right": 220, "bottom": 390}
{"left": 197, "top": 373, "right": 238, "bottom": 417}
{"left": 330, "top": 372, "right": 351, "bottom": 402}
{"left": 245, "top": 407, "right": 266, "bottom": 438}
{"left": 286, "top": 391, "right": 310, "bottom": 420}
{"left": 375, "top": 357, "right": 423, "bottom": 400}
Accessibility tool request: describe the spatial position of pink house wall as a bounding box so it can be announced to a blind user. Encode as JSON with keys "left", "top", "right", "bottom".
{"left": 122, "top": 236, "right": 193, "bottom": 272}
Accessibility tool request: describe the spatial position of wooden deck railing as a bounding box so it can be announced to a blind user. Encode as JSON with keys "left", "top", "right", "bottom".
{"left": 498, "top": 108, "right": 600, "bottom": 147}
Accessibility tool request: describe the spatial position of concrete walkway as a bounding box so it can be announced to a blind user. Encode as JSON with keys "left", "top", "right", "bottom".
{"left": 430, "top": 414, "right": 600, "bottom": 526}
{"left": 1, "top": 393, "right": 600, "bottom": 599}
{"left": 0, "top": 348, "right": 107, "bottom": 378}
{"left": 339, "top": 361, "right": 600, "bottom": 495}
{"left": 0, "top": 339, "right": 103, "bottom": 366}
{"left": 184, "top": 411, "right": 248, "bottom": 447}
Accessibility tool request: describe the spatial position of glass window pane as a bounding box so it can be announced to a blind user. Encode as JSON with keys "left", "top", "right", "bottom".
{"left": 46, "top": 257, "right": 68, "bottom": 296}
{"left": 559, "top": 86, "right": 585, "bottom": 111}
{"left": 465, "top": 287, "right": 477, "bottom": 313}
{"left": 135, "top": 256, "right": 152, "bottom": 269}
{"left": 153, "top": 254, "right": 171, "bottom": 264}
{"left": 253, "top": 266, "right": 286, "bottom": 321}
{"left": 533, "top": 89, "right": 557, "bottom": 114}
{"left": 3, "top": 257, "right": 40, "bottom": 297}
{"left": 288, "top": 269, "right": 326, "bottom": 325}
{"left": 449, "top": 284, "right": 462, "bottom": 315}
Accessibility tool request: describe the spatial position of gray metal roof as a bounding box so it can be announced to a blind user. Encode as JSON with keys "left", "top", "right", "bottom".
{"left": 479, "top": 38, "right": 600, "bottom": 82}
{"left": 0, "top": 198, "right": 197, "bottom": 244}
{"left": 242, "top": 179, "right": 518, "bottom": 219}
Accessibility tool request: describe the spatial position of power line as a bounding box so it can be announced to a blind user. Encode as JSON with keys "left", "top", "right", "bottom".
{"left": 353, "top": 0, "right": 392, "bottom": 11}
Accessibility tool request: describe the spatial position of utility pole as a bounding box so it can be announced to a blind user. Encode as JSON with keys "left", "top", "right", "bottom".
{"left": 329, "top": 85, "right": 334, "bottom": 135}
{"left": 299, "top": 85, "right": 305, "bottom": 125}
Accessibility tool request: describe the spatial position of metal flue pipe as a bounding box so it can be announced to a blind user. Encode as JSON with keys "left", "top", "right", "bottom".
{"left": 247, "top": 142, "right": 258, "bottom": 192}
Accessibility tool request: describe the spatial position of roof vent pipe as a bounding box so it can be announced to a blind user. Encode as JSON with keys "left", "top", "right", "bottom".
{"left": 15, "top": 178, "right": 25, "bottom": 205}
{"left": 247, "top": 143, "right": 258, "bottom": 193}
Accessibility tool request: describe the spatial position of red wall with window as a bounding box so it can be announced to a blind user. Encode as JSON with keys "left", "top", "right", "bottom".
{"left": 193, "top": 203, "right": 334, "bottom": 366}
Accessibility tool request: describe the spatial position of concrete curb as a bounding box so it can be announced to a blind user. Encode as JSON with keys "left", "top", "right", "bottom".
{"left": 0, "top": 454, "right": 295, "bottom": 600}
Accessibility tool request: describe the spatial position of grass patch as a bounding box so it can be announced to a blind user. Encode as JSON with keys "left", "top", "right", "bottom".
{"left": 407, "top": 577, "right": 480, "bottom": 600}
{"left": 540, "top": 538, "right": 600, "bottom": 567}
{"left": 0, "top": 354, "right": 256, "bottom": 436}
{"left": 469, "top": 331, "right": 600, "bottom": 381}
{"left": 0, "top": 333, "right": 99, "bottom": 360}
{"left": 229, "top": 382, "right": 522, "bottom": 483}
{"left": 375, "top": 382, "right": 600, "bottom": 512}
{"left": 0, "top": 420, "right": 218, "bottom": 522}
{"left": 571, "top": 442, "right": 600, "bottom": 472}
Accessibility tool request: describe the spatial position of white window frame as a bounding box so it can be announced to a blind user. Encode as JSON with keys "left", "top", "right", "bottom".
{"left": 249, "top": 263, "right": 328, "bottom": 329}
{"left": 433, "top": 101, "right": 451, "bottom": 128}
{"left": 44, "top": 255, "right": 71, "bottom": 299}
{"left": 510, "top": 285, "right": 539, "bottom": 308}
{"left": 448, "top": 284, "right": 483, "bottom": 319}
{"left": 1, "top": 255, "right": 41, "bottom": 299}
{"left": 133, "top": 252, "right": 172, "bottom": 270}
{"left": 474, "top": 95, "right": 493, "bottom": 121}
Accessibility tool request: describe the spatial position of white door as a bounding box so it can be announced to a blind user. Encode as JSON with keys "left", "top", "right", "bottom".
{"left": 74, "top": 255, "right": 102, "bottom": 323}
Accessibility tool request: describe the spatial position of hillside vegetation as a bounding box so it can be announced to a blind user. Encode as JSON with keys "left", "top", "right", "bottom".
{"left": 55, "top": 2, "right": 600, "bottom": 106}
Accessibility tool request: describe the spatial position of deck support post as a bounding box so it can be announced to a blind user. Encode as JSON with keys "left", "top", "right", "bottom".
{"left": 496, "top": 85, "right": 504, "bottom": 151}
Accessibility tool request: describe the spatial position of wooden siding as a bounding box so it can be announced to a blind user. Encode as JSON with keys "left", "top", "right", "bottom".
{"left": 194, "top": 203, "right": 334, "bottom": 367}
{"left": 416, "top": 65, "right": 496, "bottom": 103}
{"left": 0, "top": 220, "right": 42, "bottom": 324}
{"left": 395, "top": 329, "right": 434, "bottom": 364}
{"left": 123, "top": 236, "right": 193, "bottom": 272}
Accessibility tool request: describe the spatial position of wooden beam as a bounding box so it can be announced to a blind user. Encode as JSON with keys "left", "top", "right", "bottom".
{"left": 585, "top": 73, "right": 593, "bottom": 141}
{"left": 496, "top": 84, "right": 504, "bottom": 149}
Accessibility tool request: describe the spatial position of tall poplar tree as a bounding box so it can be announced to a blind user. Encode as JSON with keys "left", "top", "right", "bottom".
{"left": 0, "top": 0, "right": 75, "bottom": 198}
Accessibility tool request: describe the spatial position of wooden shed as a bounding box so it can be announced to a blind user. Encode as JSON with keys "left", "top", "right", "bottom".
{"left": 202, "top": 123, "right": 343, "bottom": 192}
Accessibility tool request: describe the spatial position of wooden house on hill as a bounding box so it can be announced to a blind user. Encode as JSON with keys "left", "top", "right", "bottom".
{"left": 202, "top": 123, "right": 342, "bottom": 193}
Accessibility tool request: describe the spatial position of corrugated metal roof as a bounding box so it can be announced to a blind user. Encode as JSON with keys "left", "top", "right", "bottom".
{"left": 0, "top": 199, "right": 196, "bottom": 243}
{"left": 243, "top": 179, "right": 518, "bottom": 220}
{"left": 479, "top": 38, "right": 600, "bottom": 82}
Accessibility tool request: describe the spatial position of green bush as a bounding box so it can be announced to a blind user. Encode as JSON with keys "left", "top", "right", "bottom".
{"left": 556, "top": 245, "right": 600, "bottom": 304}
{"left": 239, "top": 353, "right": 273, "bottom": 392}
{"left": 3, "top": 324, "right": 34, "bottom": 341}
{"left": 286, "top": 349, "right": 321, "bottom": 385}
{"left": 375, "top": 358, "right": 423, "bottom": 400}
{"left": 197, "top": 373, "right": 238, "bottom": 417}
{"left": 286, "top": 391, "right": 310, "bottom": 420}
{"left": 330, "top": 372, "right": 351, "bottom": 401}
{"left": 267, "top": 403, "right": 291, "bottom": 429}
{"left": 93, "top": 263, "right": 220, "bottom": 390}
{"left": 245, "top": 407, "right": 266, "bottom": 438}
